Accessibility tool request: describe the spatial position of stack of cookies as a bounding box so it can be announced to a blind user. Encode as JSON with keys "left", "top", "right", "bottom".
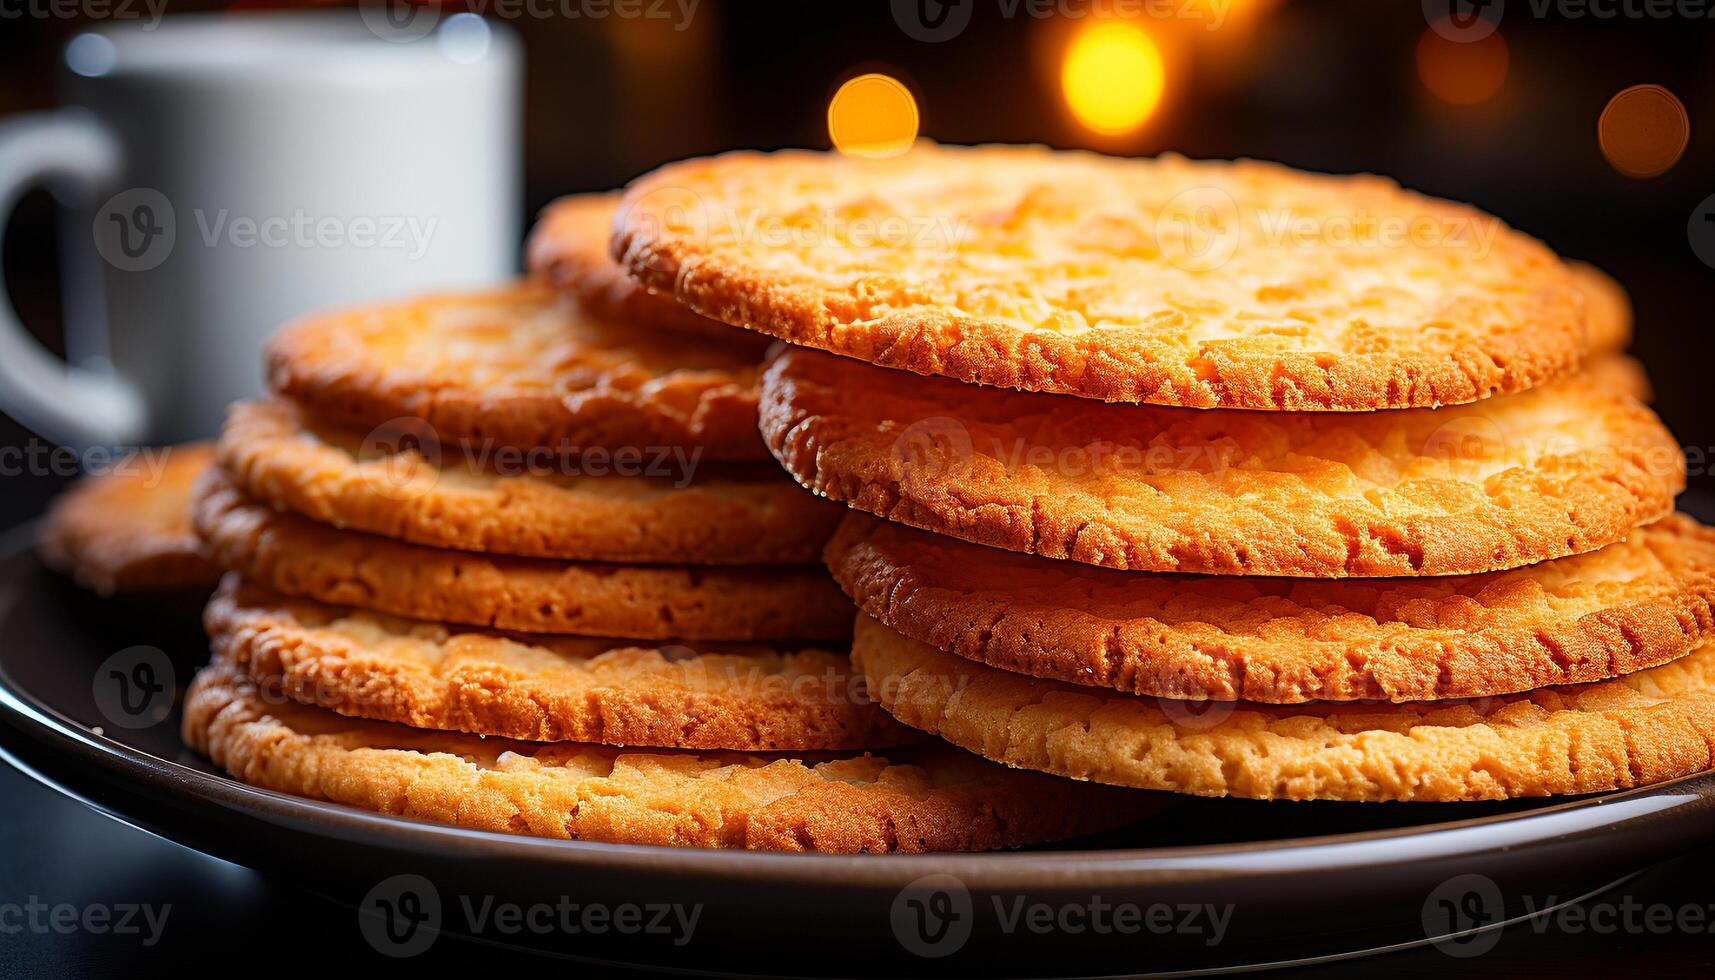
{"left": 39, "top": 147, "right": 1715, "bottom": 849}
{"left": 596, "top": 144, "right": 1715, "bottom": 804}
{"left": 153, "top": 194, "right": 1151, "bottom": 852}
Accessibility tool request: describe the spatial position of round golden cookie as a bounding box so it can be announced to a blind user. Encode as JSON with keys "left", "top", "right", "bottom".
{"left": 527, "top": 192, "right": 767, "bottom": 345}
{"left": 615, "top": 144, "right": 1587, "bottom": 411}
{"left": 183, "top": 659, "right": 1156, "bottom": 851}
{"left": 37, "top": 443, "right": 222, "bottom": 594}
{"left": 264, "top": 280, "right": 767, "bottom": 461}
{"left": 191, "top": 467, "right": 851, "bottom": 642}
{"left": 828, "top": 513, "right": 1715, "bottom": 703}
{"left": 206, "top": 577, "right": 912, "bottom": 750}
{"left": 764, "top": 346, "right": 1683, "bottom": 578}
{"left": 1569, "top": 260, "right": 1631, "bottom": 356}
{"left": 853, "top": 615, "right": 1715, "bottom": 803}
{"left": 219, "top": 398, "right": 842, "bottom": 564}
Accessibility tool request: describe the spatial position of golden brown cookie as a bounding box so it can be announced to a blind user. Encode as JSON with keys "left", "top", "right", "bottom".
{"left": 183, "top": 659, "right": 1156, "bottom": 851}
{"left": 527, "top": 192, "right": 767, "bottom": 345}
{"left": 763, "top": 346, "right": 1683, "bottom": 578}
{"left": 1582, "top": 353, "right": 1652, "bottom": 403}
{"left": 1570, "top": 260, "right": 1632, "bottom": 356}
{"left": 854, "top": 615, "right": 1715, "bottom": 803}
{"left": 264, "top": 280, "right": 767, "bottom": 461}
{"left": 219, "top": 398, "right": 842, "bottom": 564}
{"left": 616, "top": 144, "right": 1586, "bottom": 410}
{"left": 37, "top": 443, "right": 221, "bottom": 594}
{"left": 206, "top": 576, "right": 912, "bottom": 750}
{"left": 828, "top": 512, "right": 1715, "bottom": 703}
{"left": 191, "top": 467, "right": 851, "bottom": 642}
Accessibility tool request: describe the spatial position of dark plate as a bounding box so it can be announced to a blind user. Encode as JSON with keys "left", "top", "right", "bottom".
{"left": 1, "top": 527, "right": 1711, "bottom": 978}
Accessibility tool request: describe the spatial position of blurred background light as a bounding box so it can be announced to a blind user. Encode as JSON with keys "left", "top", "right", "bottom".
{"left": 1416, "top": 24, "right": 1508, "bottom": 105}
{"left": 827, "top": 72, "right": 919, "bottom": 158}
{"left": 1061, "top": 21, "right": 1166, "bottom": 137}
{"left": 1599, "top": 83, "right": 1689, "bottom": 178}
{"left": 64, "top": 33, "right": 117, "bottom": 78}
{"left": 437, "top": 12, "right": 493, "bottom": 65}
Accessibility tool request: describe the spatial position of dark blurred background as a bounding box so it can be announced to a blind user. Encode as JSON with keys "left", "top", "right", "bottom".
{"left": 1, "top": 0, "right": 1711, "bottom": 518}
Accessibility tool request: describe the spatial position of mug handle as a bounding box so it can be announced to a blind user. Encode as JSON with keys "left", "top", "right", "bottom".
{"left": 0, "top": 109, "right": 147, "bottom": 447}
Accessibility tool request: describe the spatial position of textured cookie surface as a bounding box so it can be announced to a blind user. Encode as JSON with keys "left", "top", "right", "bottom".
{"left": 183, "top": 659, "right": 1154, "bottom": 851}
{"left": 265, "top": 280, "right": 766, "bottom": 460}
{"left": 192, "top": 468, "right": 850, "bottom": 642}
{"left": 528, "top": 193, "right": 766, "bottom": 344}
{"left": 220, "top": 398, "right": 842, "bottom": 564}
{"left": 37, "top": 443, "right": 221, "bottom": 594}
{"left": 854, "top": 616, "right": 1715, "bottom": 803}
{"left": 765, "top": 347, "right": 1682, "bottom": 577}
{"left": 616, "top": 144, "right": 1586, "bottom": 410}
{"left": 828, "top": 513, "right": 1715, "bottom": 703}
{"left": 206, "top": 577, "right": 911, "bottom": 750}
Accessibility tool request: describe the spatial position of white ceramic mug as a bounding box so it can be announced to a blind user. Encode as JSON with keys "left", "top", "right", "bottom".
{"left": 0, "top": 11, "right": 521, "bottom": 447}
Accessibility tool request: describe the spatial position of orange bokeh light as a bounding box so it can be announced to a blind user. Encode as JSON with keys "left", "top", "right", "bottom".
{"left": 1416, "top": 26, "right": 1508, "bottom": 105}
{"left": 828, "top": 73, "right": 919, "bottom": 159}
{"left": 1599, "top": 84, "right": 1689, "bottom": 178}
{"left": 1061, "top": 21, "right": 1167, "bottom": 137}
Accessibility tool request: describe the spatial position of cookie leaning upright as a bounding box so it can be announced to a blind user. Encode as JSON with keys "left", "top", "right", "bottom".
{"left": 615, "top": 144, "right": 1589, "bottom": 410}
{"left": 264, "top": 280, "right": 767, "bottom": 460}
